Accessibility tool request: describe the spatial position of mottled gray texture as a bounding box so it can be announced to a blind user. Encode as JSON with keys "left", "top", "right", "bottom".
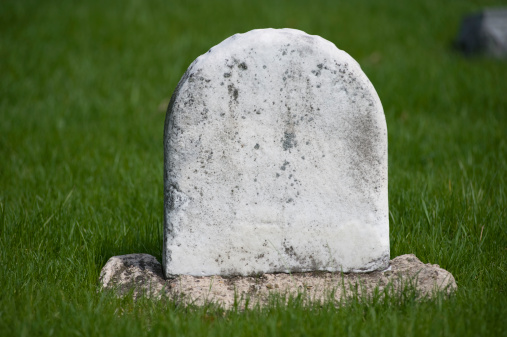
{"left": 163, "top": 28, "right": 388, "bottom": 277}
{"left": 99, "top": 254, "right": 168, "bottom": 299}
{"left": 99, "top": 254, "right": 457, "bottom": 308}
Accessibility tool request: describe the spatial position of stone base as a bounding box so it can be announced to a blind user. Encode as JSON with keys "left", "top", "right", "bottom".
{"left": 99, "top": 253, "right": 457, "bottom": 308}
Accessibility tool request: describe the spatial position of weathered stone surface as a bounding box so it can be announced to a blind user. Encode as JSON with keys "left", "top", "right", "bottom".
{"left": 163, "top": 28, "right": 388, "bottom": 277}
{"left": 99, "top": 254, "right": 167, "bottom": 299}
{"left": 99, "top": 254, "right": 457, "bottom": 308}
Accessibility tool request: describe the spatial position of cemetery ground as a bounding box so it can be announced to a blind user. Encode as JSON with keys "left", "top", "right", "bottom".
{"left": 1, "top": 0, "right": 506, "bottom": 336}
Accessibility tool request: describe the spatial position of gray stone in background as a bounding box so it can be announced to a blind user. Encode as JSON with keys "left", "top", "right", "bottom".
{"left": 99, "top": 254, "right": 457, "bottom": 308}
{"left": 455, "top": 8, "right": 507, "bottom": 58}
{"left": 163, "top": 29, "right": 388, "bottom": 277}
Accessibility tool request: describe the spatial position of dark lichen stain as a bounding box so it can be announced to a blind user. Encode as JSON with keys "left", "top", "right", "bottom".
{"left": 224, "top": 73, "right": 231, "bottom": 78}
{"left": 284, "top": 245, "right": 295, "bottom": 257}
{"left": 166, "top": 184, "right": 183, "bottom": 212}
{"left": 215, "top": 254, "right": 225, "bottom": 264}
{"left": 254, "top": 143, "right": 260, "bottom": 150}
{"left": 278, "top": 239, "right": 323, "bottom": 271}
{"left": 228, "top": 84, "right": 239, "bottom": 101}
{"left": 282, "top": 131, "right": 297, "bottom": 150}
{"left": 280, "top": 161, "right": 289, "bottom": 171}
{"left": 345, "top": 107, "right": 385, "bottom": 197}
{"left": 238, "top": 62, "right": 248, "bottom": 70}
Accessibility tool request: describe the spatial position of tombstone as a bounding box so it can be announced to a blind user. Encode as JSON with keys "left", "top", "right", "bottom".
{"left": 455, "top": 8, "right": 507, "bottom": 58}
{"left": 163, "top": 28, "right": 388, "bottom": 278}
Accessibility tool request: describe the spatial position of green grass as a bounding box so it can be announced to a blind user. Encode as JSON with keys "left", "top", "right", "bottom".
{"left": 1, "top": 0, "right": 506, "bottom": 335}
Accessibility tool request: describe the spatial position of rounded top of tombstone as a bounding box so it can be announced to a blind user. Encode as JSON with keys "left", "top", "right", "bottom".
{"left": 163, "top": 28, "right": 388, "bottom": 277}
{"left": 202, "top": 28, "right": 356, "bottom": 65}
{"left": 180, "top": 29, "right": 374, "bottom": 102}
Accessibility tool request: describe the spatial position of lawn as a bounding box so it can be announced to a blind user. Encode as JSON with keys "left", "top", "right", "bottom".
{"left": 1, "top": 0, "right": 506, "bottom": 336}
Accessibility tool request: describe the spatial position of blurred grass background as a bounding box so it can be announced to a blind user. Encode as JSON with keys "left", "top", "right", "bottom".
{"left": 1, "top": 0, "right": 506, "bottom": 336}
